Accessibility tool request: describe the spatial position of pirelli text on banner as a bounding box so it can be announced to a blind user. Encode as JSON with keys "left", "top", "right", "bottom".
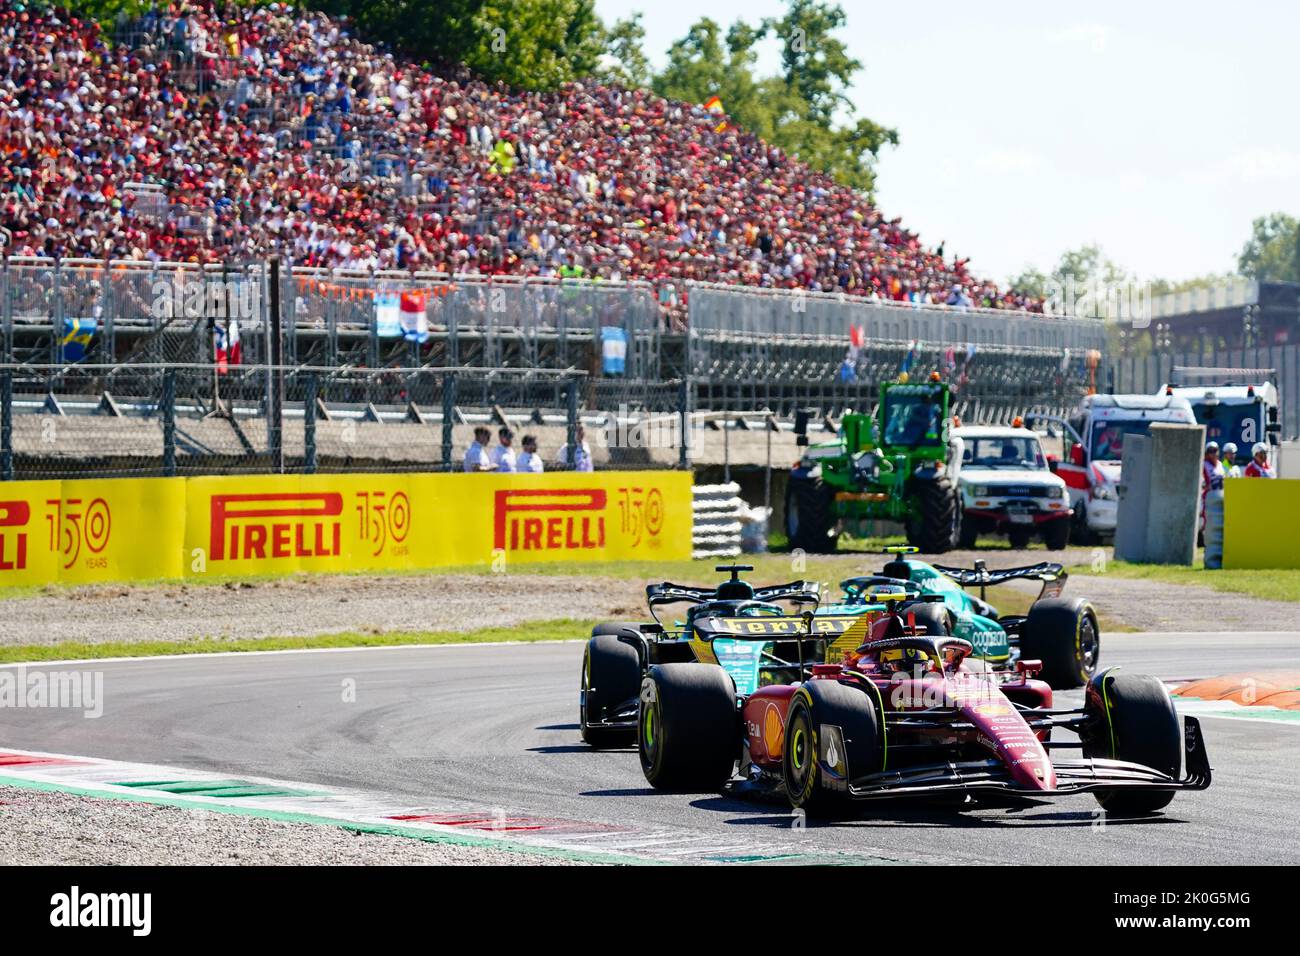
{"left": 0, "top": 472, "right": 692, "bottom": 586}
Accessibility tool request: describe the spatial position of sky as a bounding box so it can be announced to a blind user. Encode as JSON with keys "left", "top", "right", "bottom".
{"left": 593, "top": 0, "right": 1300, "bottom": 286}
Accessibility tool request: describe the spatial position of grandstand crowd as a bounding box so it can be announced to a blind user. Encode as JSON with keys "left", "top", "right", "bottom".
{"left": 0, "top": 1, "right": 1044, "bottom": 314}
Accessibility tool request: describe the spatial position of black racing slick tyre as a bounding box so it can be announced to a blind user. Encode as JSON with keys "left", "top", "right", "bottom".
{"left": 1082, "top": 670, "right": 1180, "bottom": 816}
{"left": 902, "top": 601, "right": 950, "bottom": 639}
{"left": 580, "top": 633, "right": 641, "bottom": 748}
{"left": 907, "top": 475, "right": 960, "bottom": 554}
{"left": 785, "top": 477, "right": 837, "bottom": 553}
{"left": 783, "top": 679, "right": 882, "bottom": 818}
{"left": 1021, "top": 597, "right": 1099, "bottom": 689}
{"left": 639, "top": 664, "right": 737, "bottom": 791}
{"left": 590, "top": 622, "right": 643, "bottom": 638}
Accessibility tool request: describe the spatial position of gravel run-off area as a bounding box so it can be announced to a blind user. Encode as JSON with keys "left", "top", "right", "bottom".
{"left": 4, "top": 552, "right": 1300, "bottom": 649}
{"left": 0, "top": 785, "right": 578, "bottom": 865}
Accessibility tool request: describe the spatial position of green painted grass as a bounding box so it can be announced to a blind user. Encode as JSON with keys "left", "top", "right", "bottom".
{"left": 1068, "top": 559, "right": 1300, "bottom": 604}
{"left": 0, "top": 619, "right": 600, "bottom": 664}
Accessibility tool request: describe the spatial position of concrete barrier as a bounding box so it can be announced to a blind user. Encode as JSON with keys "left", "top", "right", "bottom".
{"left": 1114, "top": 423, "right": 1204, "bottom": 565}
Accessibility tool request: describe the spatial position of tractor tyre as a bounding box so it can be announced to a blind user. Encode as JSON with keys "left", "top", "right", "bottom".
{"left": 786, "top": 477, "right": 838, "bottom": 553}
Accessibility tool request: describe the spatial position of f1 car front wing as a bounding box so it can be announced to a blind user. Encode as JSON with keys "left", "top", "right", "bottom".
{"left": 840, "top": 716, "right": 1211, "bottom": 800}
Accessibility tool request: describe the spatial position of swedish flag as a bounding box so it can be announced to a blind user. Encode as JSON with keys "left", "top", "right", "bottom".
{"left": 61, "top": 317, "right": 98, "bottom": 362}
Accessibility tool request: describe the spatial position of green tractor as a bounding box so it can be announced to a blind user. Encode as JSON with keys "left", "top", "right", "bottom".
{"left": 785, "top": 377, "right": 961, "bottom": 554}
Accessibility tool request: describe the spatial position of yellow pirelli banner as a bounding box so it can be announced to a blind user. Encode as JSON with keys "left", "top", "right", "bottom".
{"left": 0, "top": 472, "right": 692, "bottom": 586}
{"left": 1222, "top": 477, "right": 1300, "bottom": 569}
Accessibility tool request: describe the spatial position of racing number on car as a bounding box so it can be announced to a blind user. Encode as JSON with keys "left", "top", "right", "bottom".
{"left": 356, "top": 491, "right": 411, "bottom": 557}
{"left": 618, "top": 486, "right": 664, "bottom": 547}
{"left": 45, "top": 497, "right": 111, "bottom": 570}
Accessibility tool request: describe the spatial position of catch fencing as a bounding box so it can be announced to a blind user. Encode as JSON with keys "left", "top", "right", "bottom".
{"left": 0, "top": 363, "right": 592, "bottom": 480}
{"left": 0, "top": 258, "right": 664, "bottom": 379}
{"left": 687, "top": 284, "right": 1108, "bottom": 351}
{"left": 0, "top": 256, "right": 1113, "bottom": 478}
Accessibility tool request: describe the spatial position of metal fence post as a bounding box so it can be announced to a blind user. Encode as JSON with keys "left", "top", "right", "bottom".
{"left": 565, "top": 376, "right": 579, "bottom": 469}
{"left": 1, "top": 257, "right": 11, "bottom": 363}
{"left": 304, "top": 371, "right": 318, "bottom": 475}
{"left": 161, "top": 367, "right": 176, "bottom": 478}
{"left": 267, "top": 256, "right": 285, "bottom": 473}
{"left": 1, "top": 368, "right": 12, "bottom": 481}
{"left": 678, "top": 376, "right": 690, "bottom": 470}
{"left": 102, "top": 261, "right": 115, "bottom": 361}
{"left": 723, "top": 410, "right": 731, "bottom": 484}
{"left": 50, "top": 258, "right": 62, "bottom": 390}
{"left": 441, "top": 373, "right": 456, "bottom": 470}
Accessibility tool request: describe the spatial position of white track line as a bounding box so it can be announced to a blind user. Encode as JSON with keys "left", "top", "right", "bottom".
{"left": 0, "top": 638, "right": 586, "bottom": 669}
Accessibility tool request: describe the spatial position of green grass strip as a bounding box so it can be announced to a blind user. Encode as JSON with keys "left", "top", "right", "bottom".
{"left": 1067, "top": 560, "right": 1300, "bottom": 604}
{"left": 0, "top": 619, "right": 600, "bottom": 664}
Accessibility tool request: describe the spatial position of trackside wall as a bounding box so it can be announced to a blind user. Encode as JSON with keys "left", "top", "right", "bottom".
{"left": 0, "top": 472, "right": 693, "bottom": 587}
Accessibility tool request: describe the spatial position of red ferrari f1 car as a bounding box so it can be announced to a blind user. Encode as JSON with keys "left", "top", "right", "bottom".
{"left": 639, "top": 585, "right": 1210, "bottom": 817}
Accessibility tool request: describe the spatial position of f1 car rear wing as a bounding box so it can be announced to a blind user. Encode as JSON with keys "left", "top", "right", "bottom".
{"left": 692, "top": 613, "right": 860, "bottom": 639}
{"left": 930, "top": 559, "right": 1068, "bottom": 602}
{"left": 645, "top": 580, "right": 821, "bottom": 608}
{"left": 691, "top": 610, "right": 856, "bottom": 679}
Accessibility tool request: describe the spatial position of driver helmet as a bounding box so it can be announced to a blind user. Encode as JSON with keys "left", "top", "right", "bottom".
{"left": 879, "top": 645, "right": 931, "bottom": 674}
{"left": 865, "top": 583, "right": 909, "bottom": 604}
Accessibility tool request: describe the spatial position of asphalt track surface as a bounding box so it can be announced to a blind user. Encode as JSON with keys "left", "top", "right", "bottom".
{"left": 2, "top": 632, "right": 1297, "bottom": 864}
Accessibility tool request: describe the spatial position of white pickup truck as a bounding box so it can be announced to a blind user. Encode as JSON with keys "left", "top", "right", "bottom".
{"left": 952, "top": 425, "right": 1072, "bottom": 549}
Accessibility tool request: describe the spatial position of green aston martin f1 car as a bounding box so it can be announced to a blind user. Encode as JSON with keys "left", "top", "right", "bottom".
{"left": 819, "top": 548, "right": 1099, "bottom": 690}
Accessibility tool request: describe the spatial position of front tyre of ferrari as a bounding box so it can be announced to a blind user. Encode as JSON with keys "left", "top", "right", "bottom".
{"left": 783, "top": 679, "right": 881, "bottom": 818}
{"left": 1021, "top": 597, "right": 1099, "bottom": 689}
{"left": 580, "top": 633, "right": 641, "bottom": 748}
{"left": 639, "top": 663, "right": 737, "bottom": 791}
{"left": 1082, "top": 669, "right": 1180, "bottom": 816}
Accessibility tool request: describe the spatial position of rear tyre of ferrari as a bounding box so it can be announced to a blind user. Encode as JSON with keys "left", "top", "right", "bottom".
{"left": 639, "top": 663, "right": 737, "bottom": 791}
{"left": 1022, "top": 597, "right": 1099, "bottom": 689}
{"left": 1083, "top": 670, "right": 1180, "bottom": 816}
{"left": 784, "top": 679, "right": 881, "bottom": 818}
{"left": 580, "top": 633, "right": 641, "bottom": 748}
